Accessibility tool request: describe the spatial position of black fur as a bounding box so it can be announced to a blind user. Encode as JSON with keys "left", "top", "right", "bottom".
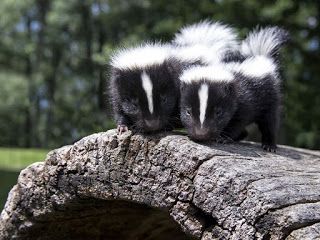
{"left": 109, "top": 58, "right": 183, "bottom": 133}
{"left": 180, "top": 26, "right": 289, "bottom": 151}
{"left": 222, "top": 50, "right": 246, "bottom": 63}
{"left": 180, "top": 80, "right": 238, "bottom": 141}
{"left": 180, "top": 73, "right": 281, "bottom": 151}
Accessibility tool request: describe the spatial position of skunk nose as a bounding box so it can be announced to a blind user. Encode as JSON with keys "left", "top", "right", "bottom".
{"left": 191, "top": 127, "right": 210, "bottom": 141}
{"left": 145, "top": 119, "right": 160, "bottom": 130}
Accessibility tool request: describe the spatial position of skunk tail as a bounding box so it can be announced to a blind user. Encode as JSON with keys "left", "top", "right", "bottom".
{"left": 241, "top": 27, "right": 289, "bottom": 59}
{"left": 173, "top": 20, "right": 238, "bottom": 48}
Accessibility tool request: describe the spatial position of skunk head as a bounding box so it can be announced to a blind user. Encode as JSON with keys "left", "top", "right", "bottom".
{"left": 179, "top": 65, "right": 238, "bottom": 141}
{"left": 110, "top": 43, "right": 182, "bottom": 132}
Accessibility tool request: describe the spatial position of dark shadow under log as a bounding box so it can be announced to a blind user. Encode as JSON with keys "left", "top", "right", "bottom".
{"left": 1, "top": 130, "right": 320, "bottom": 239}
{"left": 14, "top": 199, "right": 194, "bottom": 240}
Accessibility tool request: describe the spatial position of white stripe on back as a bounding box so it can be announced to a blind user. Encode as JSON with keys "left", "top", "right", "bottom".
{"left": 141, "top": 71, "right": 154, "bottom": 114}
{"left": 180, "top": 65, "right": 234, "bottom": 84}
{"left": 198, "top": 84, "right": 209, "bottom": 126}
{"left": 110, "top": 43, "right": 172, "bottom": 70}
{"left": 232, "top": 56, "right": 277, "bottom": 78}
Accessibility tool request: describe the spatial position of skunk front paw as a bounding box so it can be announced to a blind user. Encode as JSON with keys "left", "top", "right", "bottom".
{"left": 215, "top": 135, "right": 233, "bottom": 144}
{"left": 262, "top": 143, "right": 277, "bottom": 152}
{"left": 117, "top": 124, "right": 128, "bottom": 135}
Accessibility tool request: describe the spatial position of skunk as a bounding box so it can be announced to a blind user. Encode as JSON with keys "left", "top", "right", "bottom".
{"left": 172, "top": 20, "right": 242, "bottom": 65}
{"left": 179, "top": 27, "right": 289, "bottom": 152}
{"left": 109, "top": 43, "right": 183, "bottom": 134}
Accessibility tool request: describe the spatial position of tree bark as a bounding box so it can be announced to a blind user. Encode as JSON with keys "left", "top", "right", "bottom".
{"left": 1, "top": 130, "right": 320, "bottom": 239}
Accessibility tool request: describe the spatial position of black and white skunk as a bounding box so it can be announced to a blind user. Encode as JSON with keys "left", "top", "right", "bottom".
{"left": 109, "top": 43, "right": 183, "bottom": 134}
{"left": 179, "top": 27, "right": 289, "bottom": 151}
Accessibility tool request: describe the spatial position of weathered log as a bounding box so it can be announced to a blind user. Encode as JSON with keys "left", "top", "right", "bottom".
{"left": 1, "top": 130, "right": 320, "bottom": 239}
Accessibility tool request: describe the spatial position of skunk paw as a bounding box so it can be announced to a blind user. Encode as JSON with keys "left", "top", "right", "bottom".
{"left": 117, "top": 125, "right": 128, "bottom": 135}
{"left": 215, "top": 135, "right": 233, "bottom": 144}
{"left": 262, "top": 143, "right": 277, "bottom": 152}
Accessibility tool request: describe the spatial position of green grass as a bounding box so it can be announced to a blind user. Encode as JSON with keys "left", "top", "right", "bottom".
{"left": 0, "top": 148, "right": 48, "bottom": 171}
{"left": 0, "top": 169, "right": 20, "bottom": 209}
{"left": 0, "top": 148, "right": 48, "bottom": 210}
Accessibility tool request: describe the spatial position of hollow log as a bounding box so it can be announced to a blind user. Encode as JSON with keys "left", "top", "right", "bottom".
{"left": 1, "top": 130, "right": 320, "bottom": 239}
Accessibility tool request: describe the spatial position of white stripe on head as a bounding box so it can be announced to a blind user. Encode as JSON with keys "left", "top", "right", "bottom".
{"left": 198, "top": 84, "right": 209, "bottom": 127}
{"left": 141, "top": 71, "right": 154, "bottom": 114}
{"left": 172, "top": 44, "right": 233, "bottom": 65}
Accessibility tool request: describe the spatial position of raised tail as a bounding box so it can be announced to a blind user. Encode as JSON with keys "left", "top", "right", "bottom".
{"left": 173, "top": 20, "right": 238, "bottom": 48}
{"left": 241, "top": 27, "right": 289, "bottom": 59}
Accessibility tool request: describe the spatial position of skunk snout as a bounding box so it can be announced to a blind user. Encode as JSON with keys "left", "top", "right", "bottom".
{"left": 190, "top": 127, "right": 211, "bottom": 141}
{"left": 144, "top": 119, "right": 161, "bottom": 131}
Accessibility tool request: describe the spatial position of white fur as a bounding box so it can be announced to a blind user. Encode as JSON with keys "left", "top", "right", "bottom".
{"left": 141, "top": 71, "right": 154, "bottom": 114}
{"left": 111, "top": 43, "right": 172, "bottom": 70}
{"left": 172, "top": 43, "right": 232, "bottom": 65}
{"left": 173, "top": 20, "right": 238, "bottom": 48}
{"left": 198, "top": 84, "right": 209, "bottom": 126}
{"left": 231, "top": 56, "right": 277, "bottom": 78}
{"left": 241, "top": 27, "right": 284, "bottom": 57}
{"left": 180, "top": 65, "right": 234, "bottom": 84}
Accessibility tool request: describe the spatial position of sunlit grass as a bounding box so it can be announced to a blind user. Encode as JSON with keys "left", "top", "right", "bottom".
{"left": 0, "top": 148, "right": 48, "bottom": 171}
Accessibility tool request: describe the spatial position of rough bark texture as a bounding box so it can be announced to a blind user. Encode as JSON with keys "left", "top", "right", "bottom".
{"left": 1, "top": 130, "right": 320, "bottom": 239}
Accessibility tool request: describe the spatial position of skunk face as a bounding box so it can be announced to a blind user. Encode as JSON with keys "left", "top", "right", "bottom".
{"left": 179, "top": 64, "right": 238, "bottom": 141}
{"left": 180, "top": 81, "right": 237, "bottom": 141}
{"left": 112, "top": 60, "right": 180, "bottom": 133}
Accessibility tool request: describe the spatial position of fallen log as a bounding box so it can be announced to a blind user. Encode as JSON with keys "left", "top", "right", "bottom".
{"left": 1, "top": 130, "right": 320, "bottom": 239}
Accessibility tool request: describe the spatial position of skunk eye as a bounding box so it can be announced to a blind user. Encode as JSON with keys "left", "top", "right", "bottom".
{"left": 160, "top": 95, "right": 167, "bottom": 104}
{"left": 185, "top": 108, "right": 192, "bottom": 116}
{"left": 215, "top": 109, "right": 223, "bottom": 117}
{"left": 122, "top": 97, "right": 139, "bottom": 115}
{"left": 123, "top": 97, "right": 131, "bottom": 103}
{"left": 124, "top": 97, "right": 137, "bottom": 104}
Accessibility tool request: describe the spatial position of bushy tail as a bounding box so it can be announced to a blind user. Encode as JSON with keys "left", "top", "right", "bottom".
{"left": 173, "top": 20, "right": 238, "bottom": 48}
{"left": 241, "top": 27, "right": 289, "bottom": 59}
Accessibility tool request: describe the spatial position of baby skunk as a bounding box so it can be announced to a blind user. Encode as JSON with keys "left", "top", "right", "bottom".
{"left": 109, "top": 43, "right": 182, "bottom": 134}
{"left": 172, "top": 20, "right": 241, "bottom": 65}
{"left": 179, "top": 27, "right": 289, "bottom": 152}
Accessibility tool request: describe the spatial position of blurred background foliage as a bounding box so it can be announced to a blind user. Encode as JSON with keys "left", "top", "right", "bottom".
{"left": 0, "top": 0, "right": 319, "bottom": 151}
{"left": 0, "top": 0, "right": 320, "bottom": 210}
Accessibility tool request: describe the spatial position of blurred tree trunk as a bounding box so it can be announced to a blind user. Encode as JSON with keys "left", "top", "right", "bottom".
{"left": 24, "top": 15, "right": 34, "bottom": 148}
{"left": 36, "top": 0, "right": 49, "bottom": 61}
{"left": 81, "top": 1, "right": 93, "bottom": 73}
{"left": 36, "top": 0, "right": 57, "bottom": 147}
{"left": 35, "top": 0, "right": 50, "bottom": 147}
{"left": 96, "top": 1, "right": 107, "bottom": 110}
{"left": 44, "top": 46, "right": 62, "bottom": 147}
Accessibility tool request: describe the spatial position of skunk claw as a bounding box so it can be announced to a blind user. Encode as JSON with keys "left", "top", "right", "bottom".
{"left": 215, "top": 136, "right": 232, "bottom": 144}
{"left": 262, "top": 143, "right": 277, "bottom": 152}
